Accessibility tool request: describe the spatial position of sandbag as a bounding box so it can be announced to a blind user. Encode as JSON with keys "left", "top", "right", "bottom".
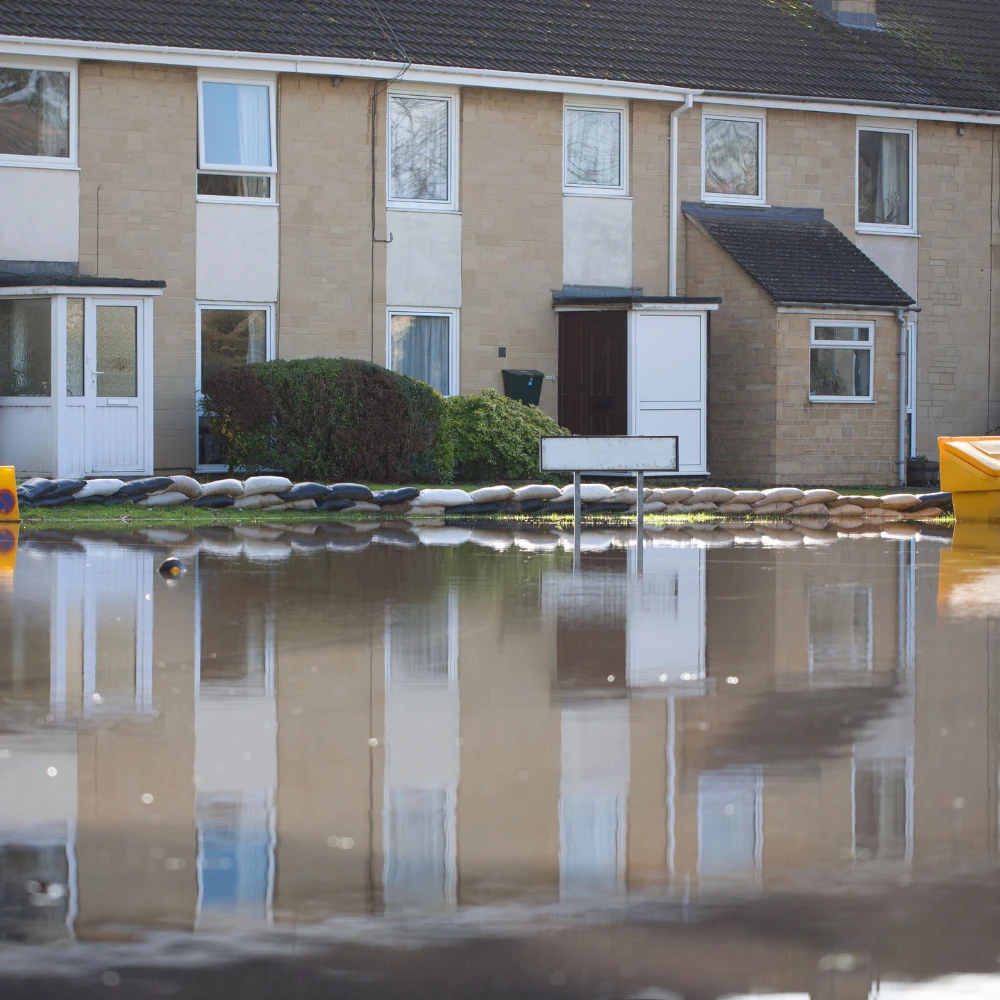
{"left": 115, "top": 477, "right": 173, "bottom": 498}
{"left": 910, "top": 491, "right": 952, "bottom": 512}
{"left": 280, "top": 499, "right": 319, "bottom": 511}
{"left": 758, "top": 487, "right": 805, "bottom": 504}
{"left": 788, "top": 503, "right": 830, "bottom": 516}
{"left": 410, "top": 504, "right": 446, "bottom": 515}
{"left": 201, "top": 478, "right": 245, "bottom": 498}
{"left": 243, "top": 476, "right": 292, "bottom": 497}
{"left": 613, "top": 487, "right": 654, "bottom": 504}
{"left": 138, "top": 491, "right": 190, "bottom": 507}
{"left": 350, "top": 501, "right": 382, "bottom": 512}
{"left": 168, "top": 475, "right": 202, "bottom": 499}
{"left": 317, "top": 498, "right": 357, "bottom": 512}
{"left": 192, "top": 494, "right": 235, "bottom": 508}
{"left": 283, "top": 482, "right": 333, "bottom": 502}
{"left": 496, "top": 499, "right": 545, "bottom": 514}
{"left": 732, "top": 490, "right": 766, "bottom": 504}
{"left": 681, "top": 502, "right": 719, "bottom": 513}
{"left": 511, "top": 484, "right": 562, "bottom": 501}
{"left": 234, "top": 493, "right": 285, "bottom": 510}
{"left": 796, "top": 489, "right": 840, "bottom": 505}
{"left": 469, "top": 485, "right": 515, "bottom": 503}
{"left": 108, "top": 493, "right": 148, "bottom": 504}
{"left": 829, "top": 503, "right": 866, "bottom": 516}
{"left": 718, "top": 502, "right": 754, "bottom": 515}
{"left": 639, "top": 501, "right": 667, "bottom": 514}
{"left": 587, "top": 501, "right": 633, "bottom": 514}
{"left": 16, "top": 477, "right": 59, "bottom": 501}
{"left": 326, "top": 482, "right": 375, "bottom": 502}
{"left": 905, "top": 506, "right": 945, "bottom": 519}
{"left": 379, "top": 501, "right": 413, "bottom": 513}
{"left": 32, "top": 495, "right": 76, "bottom": 508}
{"left": 879, "top": 493, "right": 921, "bottom": 511}
{"left": 829, "top": 495, "right": 881, "bottom": 509}
{"left": 558, "top": 483, "right": 614, "bottom": 503}
{"left": 36, "top": 478, "right": 87, "bottom": 500}
{"left": 687, "top": 487, "right": 736, "bottom": 505}
{"left": 543, "top": 500, "right": 575, "bottom": 514}
{"left": 661, "top": 502, "right": 691, "bottom": 514}
{"left": 648, "top": 487, "right": 694, "bottom": 504}
{"left": 72, "top": 496, "right": 109, "bottom": 505}
{"left": 752, "top": 501, "right": 794, "bottom": 515}
{"left": 446, "top": 502, "right": 500, "bottom": 515}
{"left": 413, "top": 489, "right": 474, "bottom": 508}
{"left": 73, "top": 478, "right": 125, "bottom": 500}
{"left": 373, "top": 487, "right": 420, "bottom": 505}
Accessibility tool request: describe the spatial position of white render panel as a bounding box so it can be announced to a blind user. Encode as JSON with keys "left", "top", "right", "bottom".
{"left": 385, "top": 210, "right": 462, "bottom": 308}
{"left": 196, "top": 201, "right": 279, "bottom": 302}
{"left": 0, "top": 168, "right": 79, "bottom": 263}
{"left": 0, "top": 405, "right": 54, "bottom": 476}
{"left": 855, "top": 234, "right": 919, "bottom": 301}
{"left": 562, "top": 196, "right": 632, "bottom": 288}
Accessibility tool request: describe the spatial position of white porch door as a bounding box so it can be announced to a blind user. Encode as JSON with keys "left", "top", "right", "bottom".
{"left": 84, "top": 300, "right": 146, "bottom": 475}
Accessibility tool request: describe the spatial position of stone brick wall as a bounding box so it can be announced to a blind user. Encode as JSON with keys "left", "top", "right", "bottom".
{"left": 459, "top": 89, "right": 563, "bottom": 418}
{"left": 685, "top": 222, "right": 778, "bottom": 483}
{"left": 631, "top": 100, "right": 669, "bottom": 293}
{"left": 775, "top": 310, "right": 899, "bottom": 485}
{"left": 78, "top": 61, "right": 197, "bottom": 472}
{"left": 277, "top": 76, "right": 386, "bottom": 366}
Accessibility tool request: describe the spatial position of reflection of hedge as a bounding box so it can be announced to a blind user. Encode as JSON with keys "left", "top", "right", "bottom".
{"left": 445, "top": 389, "right": 569, "bottom": 482}
{"left": 201, "top": 358, "right": 453, "bottom": 483}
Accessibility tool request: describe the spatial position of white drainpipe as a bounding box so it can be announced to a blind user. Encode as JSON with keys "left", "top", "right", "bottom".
{"left": 896, "top": 306, "right": 920, "bottom": 487}
{"left": 669, "top": 92, "right": 695, "bottom": 296}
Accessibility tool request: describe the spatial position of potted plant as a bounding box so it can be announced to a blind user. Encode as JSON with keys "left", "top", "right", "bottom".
{"left": 906, "top": 454, "right": 939, "bottom": 488}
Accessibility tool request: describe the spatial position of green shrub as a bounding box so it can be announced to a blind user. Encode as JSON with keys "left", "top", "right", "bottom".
{"left": 201, "top": 357, "right": 453, "bottom": 483}
{"left": 445, "top": 389, "right": 569, "bottom": 482}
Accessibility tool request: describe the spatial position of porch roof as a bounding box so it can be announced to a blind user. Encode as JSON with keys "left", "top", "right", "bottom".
{"left": 683, "top": 203, "right": 915, "bottom": 309}
{"left": 0, "top": 271, "right": 166, "bottom": 290}
{"left": 552, "top": 287, "right": 721, "bottom": 308}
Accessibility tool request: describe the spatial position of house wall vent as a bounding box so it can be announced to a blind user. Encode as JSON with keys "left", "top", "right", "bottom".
{"left": 816, "top": 0, "right": 880, "bottom": 29}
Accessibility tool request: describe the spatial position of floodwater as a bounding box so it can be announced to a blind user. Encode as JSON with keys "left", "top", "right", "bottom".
{"left": 1, "top": 517, "right": 999, "bottom": 1000}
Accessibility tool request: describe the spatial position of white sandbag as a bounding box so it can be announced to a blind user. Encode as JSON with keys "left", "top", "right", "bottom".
{"left": 138, "top": 491, "right": 189, "bottom": 507}
{"left": 280, "top": 499, "right": 318, "bottom": 511}
{"left": 169, "top": 475, "right": 203, "bottom": 499}
{"left": 905, "top": 507, "right": 945, "bottom": 519}
{"left": 613, "top": 486, "right": 655, "bottom": 504}
{"left": 732, "top": 490, "right": 766, "bottom": 503}
{"left": 879, "top": 493, "right": 922, "bottom": 511}
{"left": 512, "top": 483, "right": 562, "bottom": 501}
{"left": 409, "top": 504, "right": 447, "bottom": 516}
{"left": 201, "top": 478, "right": 245, "bottom": 498}
{"left": 412, "top": 489, "right": 474, "bottom": 508}
{"left": 718, "top": 502, "right": 754, "bottom": 515}
{"left": 758, "top": 487, "right": 805, "bottom": 504}
{"left": 243, "top": 475, "right": 292, "bottom": 497}
{"left": 787, "top": 503, "right": 830, "bottom": 516}
{"left": 470, "top": 485, "right": 515, "bottom": 503}
{"left": 640, "top": 501, "right": 667, "bottom": 513}
{"left": 795, "top": 489, "right": 839, "bottom": 505}
{"left": 829, "top": 503, "right": 866, "bottom": 516}
{"left": 73, "top": 478, "right": 124, "bottom": 499}
{"left": 686, "top": 486, "right": 736, "bottom": 505}
{"left": 558, "top": 483, "right": 614, "bottom": 503}
{"left": 233, "top": 493, "right": 285, "bottom": 510}
{"left": 350, "top": 501, "right": 382, "bottom": 512}
{"left": 681, "top": 502, "right": 718, "bottom": 513}
{"left": 752, "top": 501, "right": 794, "bottom": 515}
{"left": 649, "top": 487, "right": 694, "bottom": 504}
{"left": 829, "top": 495, "right": 881, "bottom": 509}
{"left": 661, "top": 502, "right": 690, "bottom": 514}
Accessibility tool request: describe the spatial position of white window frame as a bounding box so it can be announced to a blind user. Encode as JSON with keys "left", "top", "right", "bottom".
{"left": 855, "top": 125, "right": 917, "bottom": 235}
{"left": 194, "top": 302, "right": 275, "bottom": 472}
{"left": 807, "top": 583, "right": 875, "bottom": 677}
{"left": 197, "top": 73, "right": 277, "bottom": 205}
{"left": 701, "top": 112, "right": 767, "bottom": 207}
{"left": 386, "top": 89, "right": 459, "bottom": 213}
{"left": 562, "top": 101, "right": 628, "bottom": 197}
{"left": 385, "top": 307, "right": 460, "bottom": 397}
{"left": 809, "top": 319, "right": 875, "bottom": 403}
{"left": 0, "top": 56, "right": 78, "bottom": 169}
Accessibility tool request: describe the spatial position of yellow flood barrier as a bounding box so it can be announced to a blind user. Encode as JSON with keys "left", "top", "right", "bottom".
{"left": 939, "top": 436, "right": 1000, "bottom": 522}
{"left": 0, "top": 466, "right": 18, "bottom": 523}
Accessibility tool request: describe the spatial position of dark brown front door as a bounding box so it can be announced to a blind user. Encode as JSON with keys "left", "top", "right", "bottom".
{"left": 558, "top": 311, "right": 628, "bottom": 435}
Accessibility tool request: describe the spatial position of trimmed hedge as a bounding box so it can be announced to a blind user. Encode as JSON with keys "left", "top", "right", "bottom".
{"left": 445, "top": 389, "right": 569, "bottom": 482}
{"left": 201, "top": 358, "right": 453, "bottom": 483}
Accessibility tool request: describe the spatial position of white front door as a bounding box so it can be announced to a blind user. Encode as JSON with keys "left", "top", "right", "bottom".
{"left": 85, "top": 300, "right": 146, "bottom": 475}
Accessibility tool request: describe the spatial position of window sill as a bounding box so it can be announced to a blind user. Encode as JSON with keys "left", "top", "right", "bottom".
{"left": 0, "top": 159, "right": 79, "bottom": 171}
{"left": 809, "top": 397, "right": 877, "bottom": 404}
{"left": 562, "top": 189, "right": 631, "bottom": 199}
{"left": 387, "top": 200, "right": 460, "bottom": 214}
{"left": 701, "top": 194, "right": 768, "bottom": 208}
{"left": 855, "top": 225, "right": 920, "bottom": 238}
{"left": 196, "top": 195, "right": 278, "bottom": 207}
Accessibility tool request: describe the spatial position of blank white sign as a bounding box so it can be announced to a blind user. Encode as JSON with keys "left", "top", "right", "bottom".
{"left": 540, "top": 436, "right": 678, "bottom": 472}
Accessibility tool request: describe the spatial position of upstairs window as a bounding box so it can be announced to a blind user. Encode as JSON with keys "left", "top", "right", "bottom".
{"left": 0, "top": 66, "right": 72, "bottom": 163}
{"left": 388, "top": 93, "right": 456, "bottom": 210}
{"left": 198, "top": 78, "right": 275, "bottom": 201}
{"left": 563, "top": 105, "right": 626, "bottom": 195}
{"left": 857, "top": 127, "right": 915, "bottom": 232}
{"left": 702, "top": 113, "right": 765, "bottom": 205}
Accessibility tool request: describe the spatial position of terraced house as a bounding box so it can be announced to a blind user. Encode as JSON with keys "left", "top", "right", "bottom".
{"left": 0, "top": 0, "right": 997, "bottom": 484}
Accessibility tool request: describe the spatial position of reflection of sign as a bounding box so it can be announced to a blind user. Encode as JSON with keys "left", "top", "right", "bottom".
{"left": 0, "top": 523, "right": 17, "bottom": 581}
{"left": 0, "top": 467, "right": 18, "bottom": 522}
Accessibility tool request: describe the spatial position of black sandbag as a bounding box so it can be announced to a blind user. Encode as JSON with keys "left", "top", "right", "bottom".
{"left": 32, "top": 495, "right": 76, "bottom": 508}
{"left": 72, "top": 496, "right": 109, "bottom": 505}
{"left": 586, "top": 502, "right": 633, "bottom": 514}
{"left": 543, "top": 500, "right": 574, "bottom": 514}
{"left": 108, "top": 493, "right": 148, "bottom": 504}
{"left": 283, "top": 482, "right": 333, "bottom": 502}
{"left": 317, "top": 497, "right": 357, "bottom": 512}
{"left": 496, "top": 498, "right": 547, "bottom": 514}
{"left": 37, "top": 478, "right": 87, "bottom": 500}
{"left": 114, "top": 477, "right": 173, "bottom": 498}
{"left": 326, "top": 483, "right": 375, "bottom": 502}
{"left": 445, "top": 502, "right": 499, "bottom": 515}
{"left": 372, "top": 487, "right": 420, "bottom": 505}
{"left": 16, "top": 477, "right": 59, "bottom": 501}
{"left": 191, "top": 494, "right": 235, "bottom": 508}
{"left": 911, "top": 491, "right": 952, "bottom": 512}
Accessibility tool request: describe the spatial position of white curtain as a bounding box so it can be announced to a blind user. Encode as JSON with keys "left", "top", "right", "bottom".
{"left": 391, "top": 315, "right": 450, "bottom": 395}
{"left": 246, "top": 310, "right": 267, "bottom": 363}
{"left": 704, "top": 118, "right": 759, "bottom": 196}
{"left": 237, "top": 84, "right": 271, "bottom": 168}
{"left": 565, "top": 109, "right": 621, "bottom": 187}
{"left": 879, "top": 131, "right": 909, "bottom": 226}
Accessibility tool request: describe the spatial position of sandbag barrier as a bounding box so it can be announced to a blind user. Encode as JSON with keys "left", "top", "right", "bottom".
{"left": 15, "top": 477, "right": 953, "bottom": 521}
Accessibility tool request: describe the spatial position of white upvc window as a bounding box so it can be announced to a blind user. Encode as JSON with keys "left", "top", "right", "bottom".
{"left": 701, "top": 112, "right": 766, "bottom": 205}
{"left": 197, "top": 74, "right": 277, "bottom": 203}
{"left": 856, "top": 125, "right": 916, "bottom": 234}
{"left": 195, "top": 303, "right": 274, "bottom": 470}
{"left": 809, "top": 321, "right": 875, "bottom": 403}
{"left": 386, "top": 308, "right": 459, "bottom": 397}
{"left": 0, "top": 59, "right": 77, "bottom": 168}
{"left": 387, "top": 91, "right": 459, "bottom": 212}
{"left": 563, "top": 102, "right": 628, "bottom": 196}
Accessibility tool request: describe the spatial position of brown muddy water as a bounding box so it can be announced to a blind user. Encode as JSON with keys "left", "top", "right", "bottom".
{"left": 1, "top": 518, "right": 999, "bottom": 999}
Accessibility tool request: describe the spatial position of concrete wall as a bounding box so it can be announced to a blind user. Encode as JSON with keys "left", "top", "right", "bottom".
{"left": 78, "top": 61, "right": 197, "bottom": 473}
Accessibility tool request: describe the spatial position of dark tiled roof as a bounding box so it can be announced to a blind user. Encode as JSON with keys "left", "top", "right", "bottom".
{"left": 683, "top": 203, "right": 915, "bottom": 307}
{"left": 0, "top": 271, "right": 166, "bottom": 288}
{"left": 0, "top": 1, "right": 998, "bottom": 111}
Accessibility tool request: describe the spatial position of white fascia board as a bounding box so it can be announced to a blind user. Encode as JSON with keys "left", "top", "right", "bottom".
{"left": 0, "top": 34, "right": 697, "bottom": 102}
{"left": 0, "top": 285, "right": 165, "bottom": 296}
{"left": 699, "top": 92, "right": 1000, "bottom": 124}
